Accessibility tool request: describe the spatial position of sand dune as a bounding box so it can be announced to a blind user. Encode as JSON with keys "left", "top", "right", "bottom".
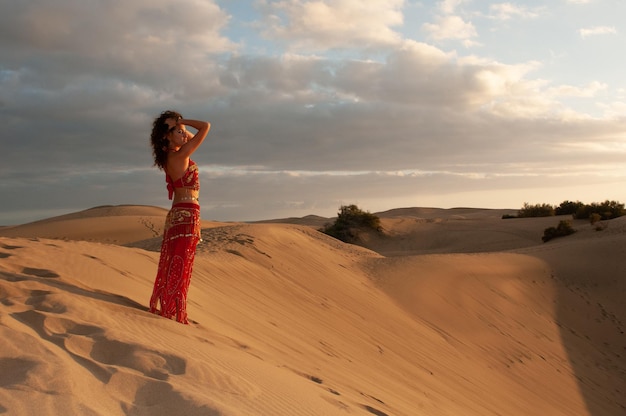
{"left": 0, "top": 206, "right": 624, "bottom": 415}
{"left": 0, "top": 205, "right": 225, "bottom": 245}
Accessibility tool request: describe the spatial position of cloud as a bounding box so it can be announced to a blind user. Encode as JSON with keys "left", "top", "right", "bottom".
{"left": 437, "top": 0, "right": 468, "bottom": 15}
{"left": 579, "top": 26, "right": 617, "bottom": 38}
{"left": 1, "top": 0, "right": 625, "bottom": 224}
{"left": 488, "top": 3, "right": 542, "bottom": 20}
{"left": 423, "top": 1, "right": 481, "bottom": 46}
{"left": 548, "top": 81, "right": 607, "bottom": 98}
{"left": 422, "top": 15, "right": 478, "bottom": 44}
{"left": 0, "top": 0, "right": 234, "bottom": 99}
{"left": 597, "top": 101, "right": 626, "bottom": 120}
{"left": 255, "top": 0, "right": 405, "bottom": 50}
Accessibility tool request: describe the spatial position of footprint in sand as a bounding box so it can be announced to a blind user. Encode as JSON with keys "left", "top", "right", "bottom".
{"left": 21, "top": 311, "right": 187, "bottom": 380}
{"left": 13, "top": 310, "right": 220, "bottom": 414}
{"left": 0, "top": 243, "right": 23, "bottom": 250}
{"left": 0, "top": 242, "right": 21, "bottom": 258}
{"left": 109, "top": 372, "right": 220, "bottom": 415}
{"left": 363, "top": 405, "right": 390, "bottom": 416}
{"left": 86, "top": 337, "right": 186, "bottom": 380}
{"left": 0, "top": 357, "right": 38, "bottom": 388}
{"left": 21, "top": 267, "right": 60, "bottom": 278}
{"left": 24, "top": 289, "right": 67, "bottom": 313}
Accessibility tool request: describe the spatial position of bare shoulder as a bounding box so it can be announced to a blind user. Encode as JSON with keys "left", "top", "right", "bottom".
{"left": 166, "top": 154, "right": 190, "bottom": 180}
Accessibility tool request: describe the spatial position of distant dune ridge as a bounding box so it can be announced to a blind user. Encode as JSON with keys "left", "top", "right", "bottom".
{"left": 0, "top": 205, "right": 624, "bottom": 415}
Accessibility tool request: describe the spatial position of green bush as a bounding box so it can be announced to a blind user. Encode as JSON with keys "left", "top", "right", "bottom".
{"left": 555, "top": 200, "right": 584, "bottom": 216}
{"left": 542, "top": 220, "right": 576, "bottom": 242}
{"left": 517, "top": 202, "right": 555, "bottom": 218}
{"left": 321, "top": 204, "right": 382, "bottom": 243}
{"left": 589, "top": 213, "right": 608, "bottom": 231}
{"left": 573, "top": 200, "right": 625, "bottom": 220}
{"left": 508, "top": 200, "right": 625, "bottom": 220}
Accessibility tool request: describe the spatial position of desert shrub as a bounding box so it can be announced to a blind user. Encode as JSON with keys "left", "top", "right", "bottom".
{"left": 321, "top": 204, "right": 382, "bottom": 243}
{"left": 589, "top": 213, "right": 610, "bottom": 231}
{"left": 573, "top": 200, "right": 625, "bottom": 220}
{"left": 510, "top": 200, "right": 625, "bottom": 220}
{"left": 517, "top": 202, "right": 555, "bottom": 218}
{"left": 542, "top": 220, "right": 576, "bottom": 242}
{"left": 555, "top": 200, "right": 584, "bottom": 216}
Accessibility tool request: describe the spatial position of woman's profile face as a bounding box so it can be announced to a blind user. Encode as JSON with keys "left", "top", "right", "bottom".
{"left": 168, "top": 125, "right": 188, "bottom": 147}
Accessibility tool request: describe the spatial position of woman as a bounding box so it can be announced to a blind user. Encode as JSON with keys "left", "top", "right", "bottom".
{"left": 148, "top": 110, "right": 211, "bottom": 324}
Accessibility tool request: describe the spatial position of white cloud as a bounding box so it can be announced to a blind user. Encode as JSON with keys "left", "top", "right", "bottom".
{"left": 579, "top": 26, "right": 617, "bottom": 38}
{"left": 438, "top": 0, "right": 468, "bottom": 15}
{"left": 256, "top": 0, "right": 404, "bottom": 50}
{"left": 548, "top": 81, "right": 607, "bottom": 98}
{"left": 423, "top": 15, "right": 478, "bottom": 43}
{"left": 489, "top": 3, "right": 542, "bottom": 20}
{"left": 598, "top": 101, "right": 626, "bottom": 120}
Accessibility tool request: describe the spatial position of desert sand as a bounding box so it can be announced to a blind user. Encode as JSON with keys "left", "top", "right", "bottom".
{"left": 0, "top": 205, "right": 624, "bottom": 415}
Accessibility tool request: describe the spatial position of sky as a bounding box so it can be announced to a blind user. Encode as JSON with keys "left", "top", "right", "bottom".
{"left": 1, "top": 0, "right": 625, "bottom": 224}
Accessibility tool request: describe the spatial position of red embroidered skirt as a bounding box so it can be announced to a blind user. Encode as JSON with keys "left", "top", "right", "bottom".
{"left": 149, "top": 203, "right": 201, "bottom": 324}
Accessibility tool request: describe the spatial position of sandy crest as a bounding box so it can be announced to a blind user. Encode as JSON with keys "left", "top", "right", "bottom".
{"left": 0, "top": 205, "right": 225, "bottom": 245}
{"left": 0, "top": 206, "right": 624, "bottom": 415}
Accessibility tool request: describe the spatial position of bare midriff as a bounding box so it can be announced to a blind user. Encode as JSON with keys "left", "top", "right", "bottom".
{"left": 172, "top": 188, "right": 200, "bottom": 205}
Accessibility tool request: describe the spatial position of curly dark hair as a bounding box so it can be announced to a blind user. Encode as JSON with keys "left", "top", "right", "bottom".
{"left": 150, "top": 110, "right": 183, "bottom": 170}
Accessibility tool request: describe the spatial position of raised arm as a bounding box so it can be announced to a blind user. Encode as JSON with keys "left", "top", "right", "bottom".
{"left": 164, "top": 116, "right": 211, "bottom": 158}
{"left": 179, "top": 118, "right": 210, "bottom": 157}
